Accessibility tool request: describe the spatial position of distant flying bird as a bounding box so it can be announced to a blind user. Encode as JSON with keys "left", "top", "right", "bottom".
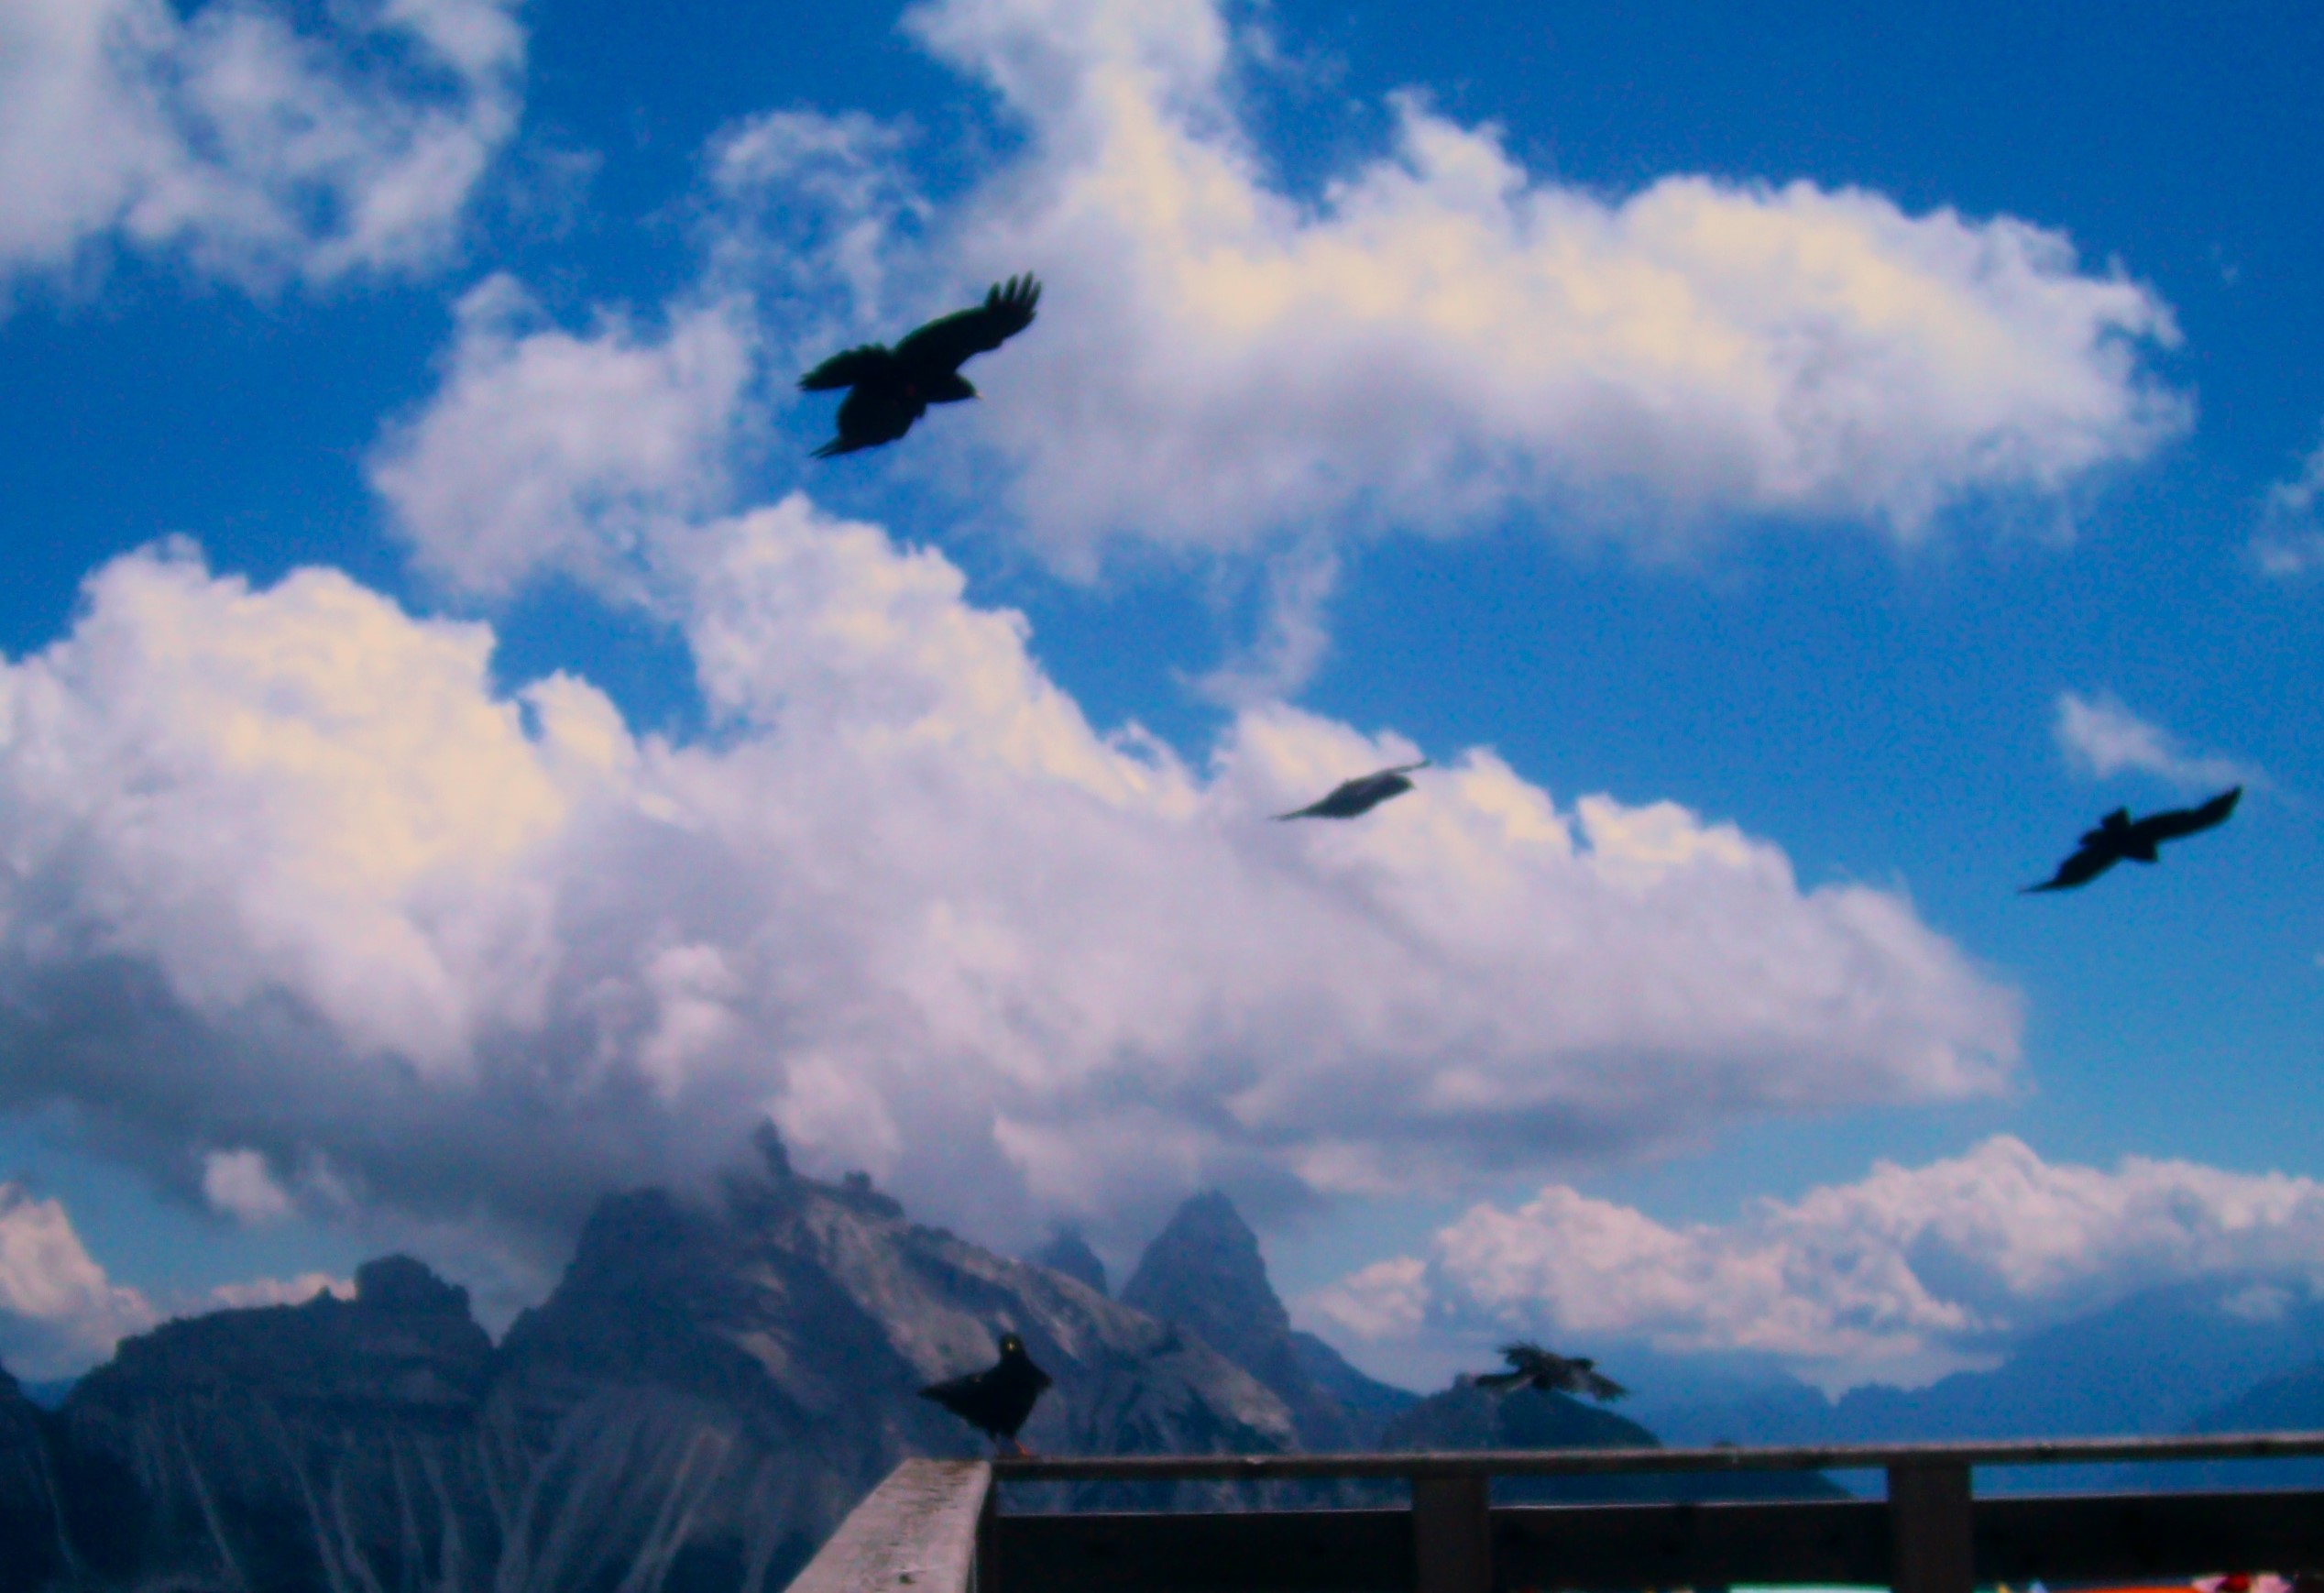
{"left": 918, "top": 1333, "right": 1052, "bottom": 1456}
{"left": 1471, "top": 1342, "right": 1628, "bottom": 1403}
{"left": 800, "top": 275, "right": 1041, "bottom": 457}
{"left": 1274, "top": 762, "right": 1428, "bottom": 821}
{"left": 2023, "top": 786, "right": 2242, "bottom": 894}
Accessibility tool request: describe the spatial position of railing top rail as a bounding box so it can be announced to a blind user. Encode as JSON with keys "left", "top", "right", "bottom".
{"left": 992, "top": 1430, "right": 2324, "bottom": 1482}
{"left": 789, "top": 1458, "right": 992, "bottom": 1593}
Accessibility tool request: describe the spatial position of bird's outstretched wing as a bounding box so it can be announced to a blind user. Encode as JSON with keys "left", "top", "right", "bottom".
{"left": 895, "top": 275, "right": 1041, "bottom": 374}
{"left": 2134, "top": 785, "right": 2242, "bottom": 845}
{"left": 1273, "top": 761, "right": 1429, "bottom": 821}
{"left": 1573, "top": 1368, "right": 1628, "bottom": 1402}
{"left": 2023, "top": 843, "right": 2120, "bottom": 893}
{"left": 799, "top": 346, "right": 895, "bottom": 391}
{"left": 1470, "top": 1368, "right": 1528, "bottom": 1391}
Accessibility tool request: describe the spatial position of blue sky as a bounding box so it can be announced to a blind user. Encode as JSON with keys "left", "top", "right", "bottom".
{"left": 0, "top": 0, "right": 2317, "bottom": 1391}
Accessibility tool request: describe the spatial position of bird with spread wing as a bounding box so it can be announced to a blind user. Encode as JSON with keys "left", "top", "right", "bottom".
{"left": 917, "top": 1333, "right": 1052, "bottom": 1456}
{"left": 1274, "top": 762, "right": 1429, "bottom": 821}
{"left": 1471, "top": 1341, "right": 1628, "bottom": 1402}
{"left": 800, "top": 275, "right": 1040, "bottom": 457}
{"left": 2023, "top": 786, "right": 2242, "bottom": 893}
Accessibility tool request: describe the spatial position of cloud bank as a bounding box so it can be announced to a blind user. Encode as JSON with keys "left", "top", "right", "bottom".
{"left": 0, "top": 528, "right": 2019, "bottom": 1301}
{"left": 368, "top": 0, "right": 2188, "bottom": 599}
{"left": 0, "top": 0, "right": 522, "bottom": 295}
{"left": 1308, "top": 1136, "right": 2324, "bottom": 1384}
{"left": 883, "top": 0, "right": 2181, "bottom": 564}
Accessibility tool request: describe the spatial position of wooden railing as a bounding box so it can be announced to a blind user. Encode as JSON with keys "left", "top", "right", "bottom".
{"left": 789, "top": 1434, "right": 2324, "bottom": 1593}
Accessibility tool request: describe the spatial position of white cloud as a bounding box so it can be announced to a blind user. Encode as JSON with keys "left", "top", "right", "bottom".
{"left": 0, "top": 0, "right": 521, "bottom": 296}
{"left": 0, "top": 1184, "right": 155, "bottom": 1379}
{"left": 203, "top": 1270, "right": 353, "bottom": 1311}
{"left": 856, "top": 0, "right": 2185, "bottom": 566}
{"left": 200, "top": 1148, "right": 293, "bottom": 1225}
{"left": 368, "top": 278, "right": 757, "bottom": 598}
{"left": 2255, "top": 429, "right": 2324, "bottom": 577}
{"left": 2053, "top": 690, "right": 2253, "bottom": 790}
{"left": 1308, "top": 1136, "right": 2324, "bottom": 1384}
{"left": 0, "top": 527, "right": 2017, "bottom": 1292}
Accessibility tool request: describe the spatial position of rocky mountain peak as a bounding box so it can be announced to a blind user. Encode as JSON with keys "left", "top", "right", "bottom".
{"left": 356, "top": 1253, "right": 469, "bottom": 1315}
{"left": 1123, "top": 1192, "right": 1355, "bottom": 1448}
{"left": 1030, "top": 1226, "right": 1108, "bottom": 1296}
{"left": 1124, "top": 1192, "right": 1284, "bottom": 1335}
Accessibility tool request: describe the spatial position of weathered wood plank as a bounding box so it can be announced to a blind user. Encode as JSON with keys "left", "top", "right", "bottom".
{"left": 992, "top": 1430, "right": 2324, "bottom": 1483}
{"left": 1976, "top": 1489, "right": 2324, "bottom": 1581}
{"left": 997, "top": 1508, "right": 1411, "bottom": 1593}
{"left": 1413, "top": 1476, "right": 1491, "bottom": 1593}
{"left": 1890, "top": 1463, "right": 1973, "bottom": 1593}
{"left": 791, "top": 1459, "right": 992, "bottom": 1593}
{"left": 1494, "top": 1498, "right": 1886, "bottom": 1588}
{"left": 988, "top": 1489, "right": 2324, "bottom": 1593}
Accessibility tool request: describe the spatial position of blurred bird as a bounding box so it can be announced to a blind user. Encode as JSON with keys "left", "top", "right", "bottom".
{"left": 1471, "top": 1341, "right": 1628, "bottom": 1402}
{"left": 2023, "top": 786, "right": 2242, "bottom": 893}
{"left": 1274, "top": 762, "right": 1428, "bottom": 821}
{"left": 918, "top": 1333, "right": 1052, "bottom": 1456}
{"left": 800, "top": 275, "right": 1041, "bottom": 457}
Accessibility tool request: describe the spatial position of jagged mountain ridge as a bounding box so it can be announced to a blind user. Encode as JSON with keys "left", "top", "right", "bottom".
{"left": 0, "top": 1144, "right": 1304, "bottom": 1590}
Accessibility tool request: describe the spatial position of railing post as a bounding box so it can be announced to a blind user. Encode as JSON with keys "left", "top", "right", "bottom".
{"left": 1888, "top": 1461, "right": 1973, "bottom": 1593}
{"left": 1413, "top": 1473, "right": 1493, "bottom": 1593}
{"left": 974, "top": 1478, "right": 998, "bottom": 1593}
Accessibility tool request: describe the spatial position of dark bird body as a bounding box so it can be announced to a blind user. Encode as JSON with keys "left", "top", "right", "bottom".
{"left": 1471, "top": 1341, "right": 1627, "bottom": 1402}
{"left": 2023, "top": 786, "right": 2242, "bottom": 893}
{"left": 918, "top": 1333, "right": 1051, "bottom": 1456}
{"left": 1275, "top": 761, "right": 1428, "bottom": 821}
{"left": 801, "top": 275, "right": 1040, "bottom": 457}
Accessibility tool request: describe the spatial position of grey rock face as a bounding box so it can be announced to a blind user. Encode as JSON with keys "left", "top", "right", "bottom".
{"left": 1123, "top": 1192, "right": 1360, "bottom": 1450}
{"left": 0, "top": 1368, "right": 63, "bottom": 1593}
{"left": 1028, "top": 1227, "right": 1108, "bottom": 1297}
{"left": 1288, "top": 1331, "right": 1420, "bottom": 1445}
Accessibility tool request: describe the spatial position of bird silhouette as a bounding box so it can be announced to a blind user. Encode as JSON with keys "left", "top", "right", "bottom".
{"left": 2023, "top": 786, "right": 2242, "bottom": 893}
{"left": 1274, "top": 761, "right": 1428, "bottom": 821}
{"left": 800, "top": 275, "right": 1040, "bottom": 457}
{"left": 918, "top": 1333, "right": 1052, "bottom": 1456}
{"left": 1470, "top": 1341, "right": 1628, "bottom": 1402}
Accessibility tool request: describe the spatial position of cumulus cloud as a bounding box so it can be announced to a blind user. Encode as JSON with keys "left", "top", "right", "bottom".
{"left": 2053, "top": 690, "right": 2253, "bottom": 790}
{"left": 0, "top": 1184, "right": 155, "bottom": 1379}
{"left": 2255, "top": 429, "right": 2324, "bottom": 577}
{"left": 0, "top": 0, "right": 522, "bottom": 296}
{"left": 869, "top": 0, "right": 2185, "bottom": 565}
{"left": 203, "top": 1271, "right": 354, "bottom": 1311}
{"left": 367, "top": 0, "right": 2187, "bottom": 601}
{"left": 201, "top": 1148, "right": 292, "bottom": 1225}
{"left": 1308, "top": 1136, "right": 2324, "bottom": 1383}
{"left": 368, "top": 277, "right": 757, "bottom": 597}
{"left": 0, "top": 527, "right": 2017, "bottom": 1298}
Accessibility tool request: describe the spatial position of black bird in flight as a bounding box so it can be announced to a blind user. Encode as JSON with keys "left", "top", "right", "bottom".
{"left": 800, "top": 275, "right": 1041, "bottom": 457}
{"left": 918, "top": 1332, "right": 1052, "bottom": 1456}
{"left": 1274, "top": 761, "right": 1429, "bottom": 821}
{"left": 2023, "top": 786, "right": 2242, "bottom": 894}
{"left": 1472, "top": 1341, "right": 1628, "bottom": 1402}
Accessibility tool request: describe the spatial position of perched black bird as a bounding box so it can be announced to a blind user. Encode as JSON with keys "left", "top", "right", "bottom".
{"left": 800, "top": 275, "right": 1041, "bottom": 457}
{"left": 1274, "top": 762, "right": 1429, "bottom": 821}
{"left": 1471, "top": 1341, "right": 1628, "bottom": 1402}
{"left": 918, "top": 1333, "right": 1052, "bottom": 1456}
{"left": 2023, "top": 786, "right": 2242, "bottom": 894}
